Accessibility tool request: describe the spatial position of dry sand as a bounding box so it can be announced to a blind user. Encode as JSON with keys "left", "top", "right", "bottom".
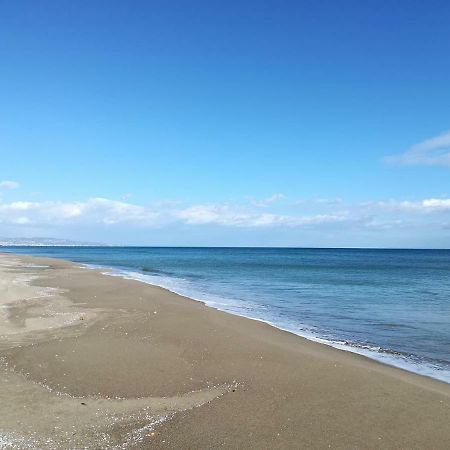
{"left": 0, "top": 252, "right": 449, "bottom": 449}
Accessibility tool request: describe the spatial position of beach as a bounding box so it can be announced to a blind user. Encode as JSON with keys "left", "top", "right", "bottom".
{"left": 1, "top": 252, "right": 449, "bottom": 449}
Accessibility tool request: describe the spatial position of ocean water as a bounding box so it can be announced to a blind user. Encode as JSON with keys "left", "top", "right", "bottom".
{"left": 3, "top": 246, "right": 450, "bottom": 383}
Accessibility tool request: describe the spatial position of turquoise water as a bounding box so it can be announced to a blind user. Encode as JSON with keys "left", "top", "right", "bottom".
{"left": 4, "top": 247, "right": 450, "bottom": 383}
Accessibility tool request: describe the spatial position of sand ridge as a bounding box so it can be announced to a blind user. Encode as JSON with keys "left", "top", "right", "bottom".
{"left": 0, "top": 254, "right": 233, "bottom": 448}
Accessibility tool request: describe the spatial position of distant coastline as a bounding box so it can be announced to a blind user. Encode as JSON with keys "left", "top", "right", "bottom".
{"left": 0, "top": 237, "right": 108, "bottom": 247}
{"left": 2, "top": 241, "right": 450, "bottom": 250}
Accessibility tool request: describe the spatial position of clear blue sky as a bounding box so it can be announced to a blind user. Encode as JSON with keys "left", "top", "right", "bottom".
{"left": 1, "top": 1, "right": 450, "bottom": 247}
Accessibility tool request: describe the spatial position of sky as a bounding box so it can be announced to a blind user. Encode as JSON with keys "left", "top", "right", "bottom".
{"left": 1, "top": 0, "right": 450, "bottom": 247}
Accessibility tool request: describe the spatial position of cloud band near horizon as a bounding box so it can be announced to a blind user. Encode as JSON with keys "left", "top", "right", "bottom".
{"left": 0, "top": 195, "right": 449, "bottom": 231}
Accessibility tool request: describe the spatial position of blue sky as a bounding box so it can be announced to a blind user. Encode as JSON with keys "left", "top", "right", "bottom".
{"left": 1, "top": 0, "right": 450, "bottom": 247}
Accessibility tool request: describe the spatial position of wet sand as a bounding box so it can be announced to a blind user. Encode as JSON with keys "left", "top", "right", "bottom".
{"left": 0, "top": 252, "right": 449, "bottom": 449}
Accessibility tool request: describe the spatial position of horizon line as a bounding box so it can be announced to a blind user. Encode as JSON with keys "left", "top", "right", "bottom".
{"left": 2, "top": 244, "right": 450, "bottom": 251}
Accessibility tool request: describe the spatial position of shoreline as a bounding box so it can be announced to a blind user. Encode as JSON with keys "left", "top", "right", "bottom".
{"left": 83, "top": 262, "right": 450, "bottom": 385}
{"left": 1, "top": 252, "right": 450, "bottom": 448}
{"left": 96, "top": 266, "right": 450, "bottom": 393}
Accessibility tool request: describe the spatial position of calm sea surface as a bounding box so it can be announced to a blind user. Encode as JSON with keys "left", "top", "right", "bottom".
{"left": 4, "top": 247, "right": 450, "bottom": 383}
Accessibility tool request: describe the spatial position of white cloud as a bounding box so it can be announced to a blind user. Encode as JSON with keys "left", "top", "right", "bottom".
{"left": 422, "top": 199, "right": 450, "bottom": 209}
{"left": 252, "top": 193, "right": 286, "bottom": 207}
{"left": 0, "top": 198, "right": 160, "bottom": 226}
{"left": 176, "top": 203, "right": 348, "bottom": 227}
{"left": 1, "top": 195, "right": 449, "bottom": 239}
{"left": 368, "top": 198, "right": 450, "bottom": 213}
{"left": 385, "top": 130, "right": 450, "bottom": 167}
{"left": 0, "top": 195, "right": 352, "bottom": 229}
{"left": 0, "top": 180, "right": 19, "bottom": 189}
{"left": 295, "top": 197, "right": 343, "bottom": 206}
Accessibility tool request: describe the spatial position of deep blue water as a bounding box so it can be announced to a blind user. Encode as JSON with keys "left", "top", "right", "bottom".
{"left": 4, "top": 247, "right": 450, "bottom": 383}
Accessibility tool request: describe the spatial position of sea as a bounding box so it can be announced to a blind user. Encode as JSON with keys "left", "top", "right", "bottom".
{"left": 3, "top": 246, "right": 450, "bottom": 383}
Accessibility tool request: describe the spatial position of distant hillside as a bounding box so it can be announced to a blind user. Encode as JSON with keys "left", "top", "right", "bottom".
{"left": 0, "top": 237, "right": 108, "bottom": 247}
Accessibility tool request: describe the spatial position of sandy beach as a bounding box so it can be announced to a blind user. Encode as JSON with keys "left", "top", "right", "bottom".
{"left": 0, "top": 252, "right": 449, "bottom": 449}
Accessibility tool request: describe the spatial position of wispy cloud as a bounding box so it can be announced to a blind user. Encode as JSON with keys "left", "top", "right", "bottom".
{"left": 0, "top": 180, "right": 19, "bottom": 189}
{"left": 0, "top": 198, "right": 160, "bottom": 226}
{"left": 365, "top": 198, "right": 450, "bottom": 212}
{"left": 294, "top": 197, "right": 343, "bottom": 206}
{"left": 176, "top": 203, "right": 348, "bottom": 227}
{"left": 0, "top": 196, "right": 350, "bottom": 229}
{"left": 1, "top": 195, "right": 450, "bottom": 242}
{"left": 252, "top": 193, "right": 286, "bottom": 207}
{"left": 385, "top": 130, "right": 450, "bottom": 167}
